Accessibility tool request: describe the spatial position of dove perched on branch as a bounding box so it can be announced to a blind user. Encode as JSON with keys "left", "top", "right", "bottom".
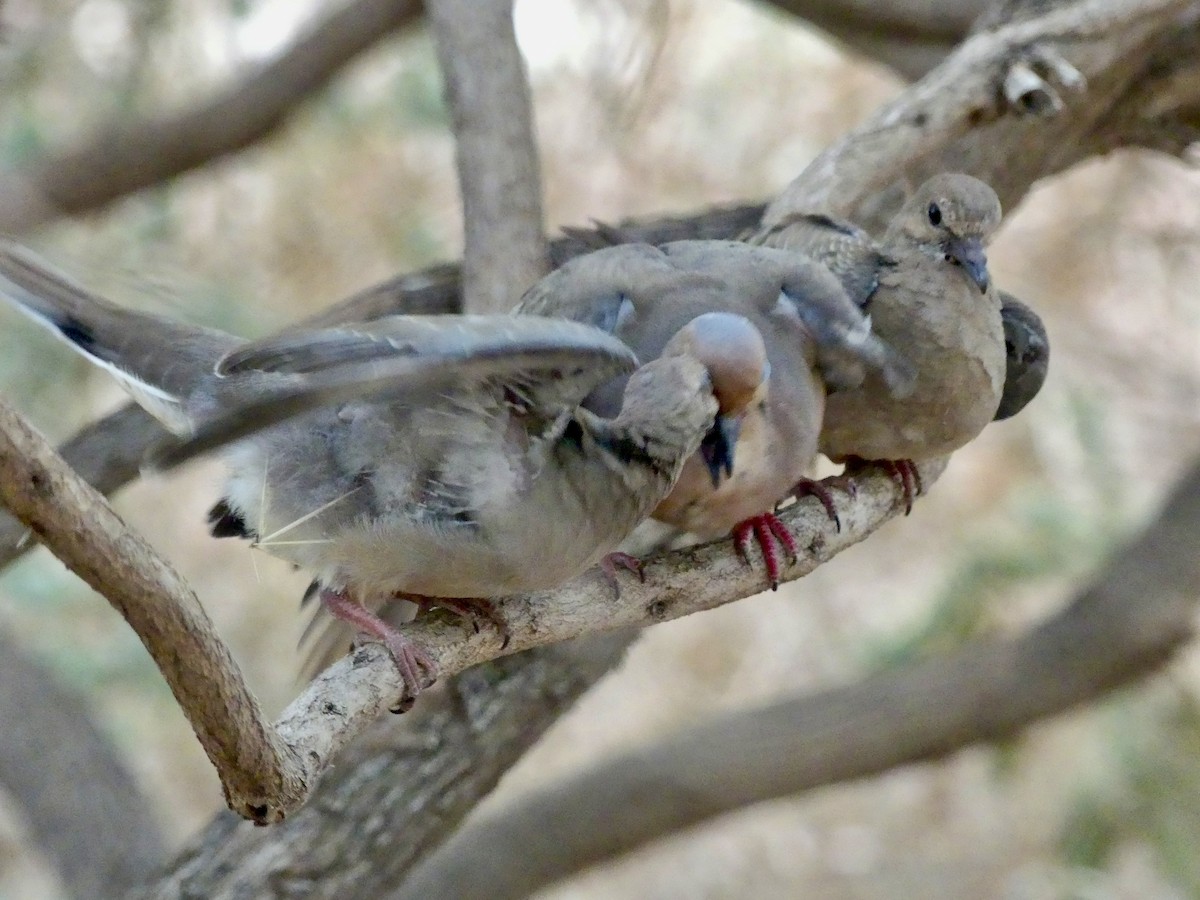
{"left": 0, "top": 241, "right": 767, "bottom": 703}
{"left": 752, "top": 173, "right": 1008, "bottom": 506}
{"left": 516, "top": 240, "right": 915, "bottom": 587}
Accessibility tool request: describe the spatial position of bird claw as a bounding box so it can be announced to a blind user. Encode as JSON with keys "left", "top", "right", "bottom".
{"left": 408, "top": 594, "right": 511, "bottom": 649}
{"left": 732, "top": 513, "right": 799, "bottom": 590}
{"left": 381, "top": 636, "right": 438, "bottom": 714}
{"left": 790, "top": 477, "right": 842, "bottom": 532}
{"left": 599, "top": 552, "right": 645, "bottom": 599}
{"left": 843, "top": 457, "right": 922, "bottom": 514}
{"left": 320, "top": 588, "right": 438, "bottom": 711}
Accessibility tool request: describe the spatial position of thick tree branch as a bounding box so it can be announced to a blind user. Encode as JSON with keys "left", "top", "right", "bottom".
{"left": 765, "top": 0, "right": 1197, "bottom": 230}
{"left": 395, "top": 456, "right": 1200, "bottom": 900}
{"left": 0, "top": 405, "right": 164, "bottom": 568}
{"left": 0, "top": 396, "right": 303, "bottom": 822}
{"left": 0, "top": 0, "right": 422, "bottom": 232}
{"left": 756, "top": 0, "right": 984, "bottom": 79}
{"left": 427, "top": 0, "right": 549, "bottom": 311}
{"left": 140, "top": 632, "right": 638, "bottom": 900}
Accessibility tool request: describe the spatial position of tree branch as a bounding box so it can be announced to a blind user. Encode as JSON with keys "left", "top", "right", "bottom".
{"left": 0, "top": 405, "right": 164, "bottom": 569}
{"left": 0, "top": 396, "right": 303, "bottom": 822}
{"left": 0, "top": 0, "right": 422, "bottom": 232}
{"left": 765, "top": 0, "right": 1196, "bottom": 230}
{"left": 394, "top": 454, "right": 1200, "bottom": 900}
{"left": 139, "top": 632, "right": 638, "bottom": 899}
{"left": 427, "top": 0, "right": 549, "bottom": 311}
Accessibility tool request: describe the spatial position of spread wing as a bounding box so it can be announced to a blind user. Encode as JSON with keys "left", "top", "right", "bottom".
{"left": 0, "top": 240, "right": 239, "bottom": 433}
{"left": 149, "top": 314, "right": 637, "bottom": 469}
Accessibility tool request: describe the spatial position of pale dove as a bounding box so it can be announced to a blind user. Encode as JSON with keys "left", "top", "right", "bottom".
{"left": 752, "top": 173, "right": 1006, "bottom": 506}
{"left": 0, "top": 241, "right": 768, "bottom": 702}
{"left": 516, "top": 240, "right": 915, "bottom": 587}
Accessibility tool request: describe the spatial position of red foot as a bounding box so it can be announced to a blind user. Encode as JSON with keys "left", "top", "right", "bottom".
{"left": 403, "top": 593, "right": 511, "bottom": 649}
{"left": 599, "top": 552, "right": 645, "bottom": 599}
{"left": 790, "top": 477, "right": 842, "bottom": 531}
{"left": 843, "top": 457, "right": 922, "bottom": 514}
{"left": 320, "top": 588, "right": 437, "bottom": 711}
{"left": 732, "top": 513, "right": 798, "bottom": 590}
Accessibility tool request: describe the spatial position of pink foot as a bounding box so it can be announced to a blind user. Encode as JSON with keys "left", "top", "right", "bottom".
{"left": 599, "top": 552, "right": 645, "bottom": 598}
{"left": 320, "top": 588, "right": 436, "bottom": 711}
{"left": 844, "top": 457, "right": 922, "bottom": 514}
{"left": 403, "top": 593, "right": 511, "bottom": 649}
{"left": 732, "top": 513, "right": 799, "bottom": 590}
{"left": 790, "top": 477, "right": 843, "bottom": 531}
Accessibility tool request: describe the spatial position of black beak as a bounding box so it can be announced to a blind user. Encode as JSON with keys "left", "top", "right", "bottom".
{"left": 700, "top": 414, "right": 740, "bottom": 488}
{"left": 944, "top": 236, "right": 990, "bottom": 294}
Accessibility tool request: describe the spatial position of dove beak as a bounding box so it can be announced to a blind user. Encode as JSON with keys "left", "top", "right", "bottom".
{"left": 700, "top": 413, "right": 741, "bottom": 488}
{"left": 945, "top": 237, "right": 990, "bottom": 294}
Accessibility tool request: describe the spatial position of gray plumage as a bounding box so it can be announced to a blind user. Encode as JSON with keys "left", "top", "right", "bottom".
{"left": 0, "top": 240, "right": 767, "bottom": 695}
{"left": 752, "top": 173, "right": 1007, "bottom": 463}
{"left": 516, "top": 240, "right": 913, "bottom": 546}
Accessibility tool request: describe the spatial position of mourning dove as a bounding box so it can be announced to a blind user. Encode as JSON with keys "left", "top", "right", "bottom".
{"left": 0, "top": 241, "right": 768, "bottom": 701}
{"left": 752, "top": 173, "right": 1006, "bottom": 506}
{"left": 516, "top": 240, "right": 915, "bottom": 586}
{"left": 995, "top": 291, "right": 1049, "bottom": 420}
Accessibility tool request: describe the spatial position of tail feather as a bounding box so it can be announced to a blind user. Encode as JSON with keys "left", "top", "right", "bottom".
{"left": 0, "top": 240, "right": 239, "bottom": 433}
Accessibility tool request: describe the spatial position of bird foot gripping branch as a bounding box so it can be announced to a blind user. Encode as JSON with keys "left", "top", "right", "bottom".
{"left": 732, "top": 513, "right": 798, "bottom": 590}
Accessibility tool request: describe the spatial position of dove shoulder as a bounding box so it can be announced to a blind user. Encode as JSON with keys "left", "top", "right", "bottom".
{"left": 748, "top": 212, "right": 897, "bottom": 308}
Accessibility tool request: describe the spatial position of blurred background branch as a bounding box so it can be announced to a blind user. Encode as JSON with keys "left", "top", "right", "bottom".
{"left": 427, "top": 0, "right": 549, "bottom": 310}
{"left": 0, "top": 0, "right": 423, "bottom": 232}
{"left": 0, "top": 626, "right": 165, "bottom": 897}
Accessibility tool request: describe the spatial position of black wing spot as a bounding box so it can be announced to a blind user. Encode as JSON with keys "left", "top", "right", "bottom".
{"left": 58, "top": 317, "right": 101, "bottom": 356}
{"left": 300, "top": 580, "right": 321, "bottom": 608}
{"left": 207, "top": 499, "right": 257, "bottom": 539}
{"left": 563, "top": 418, "right": 585, "bottom": 449}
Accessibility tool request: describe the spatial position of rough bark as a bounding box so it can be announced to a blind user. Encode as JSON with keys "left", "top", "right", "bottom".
{"left": 0, "top": 397, "right": 302, "bottom": 823}
{"left": 138, "top": 632, "right": 637, "bottom": 900}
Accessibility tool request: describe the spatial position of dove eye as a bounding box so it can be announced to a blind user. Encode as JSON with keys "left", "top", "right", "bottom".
{"left": 927, "top": 203, "right": 942, "bottom": 226}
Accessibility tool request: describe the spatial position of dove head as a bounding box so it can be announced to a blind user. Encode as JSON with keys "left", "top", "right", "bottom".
{"left": 889, "top": 173, "right": 1002, "bottom": 294}
{"left": 995, "top": 292, "right": 1050, "bottom": 421}
{"left": 664, "top": 312, "right": 770, "bottom": 488}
